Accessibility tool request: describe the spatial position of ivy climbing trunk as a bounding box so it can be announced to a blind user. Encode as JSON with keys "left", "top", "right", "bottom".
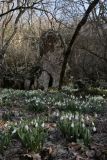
{"left": 58, "top": 0, "right": 99, "bottom": 90}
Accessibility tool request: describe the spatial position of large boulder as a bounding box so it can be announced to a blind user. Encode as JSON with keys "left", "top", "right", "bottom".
{"left": 24, "top": 79, "right": 31, "bottom": 90}
{"left": 39, "top": 29, "right": 65, "bottom": 89}
{"left": 38, "top": 71, "right": 50, "bottom": 91}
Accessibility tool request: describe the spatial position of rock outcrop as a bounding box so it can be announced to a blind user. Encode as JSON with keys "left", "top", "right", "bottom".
{"left": 39, "top": 29, "right": 65, "bottom": 89}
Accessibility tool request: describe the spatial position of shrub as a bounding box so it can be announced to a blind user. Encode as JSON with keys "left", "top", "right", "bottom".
{"left": 0, "top": 118, "right": 47, "bottom": 153}
{"left": 57, "top": 112, "right": 93, "bottom": 146}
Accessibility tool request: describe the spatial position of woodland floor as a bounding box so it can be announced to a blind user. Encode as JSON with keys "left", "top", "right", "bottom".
{"left": 0, "top": 88, "right": 107, "bottom": 160}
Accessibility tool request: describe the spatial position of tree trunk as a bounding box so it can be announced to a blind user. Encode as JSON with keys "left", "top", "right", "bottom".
{"left": 58, "top": 0, "right": 99, "bottom": 90}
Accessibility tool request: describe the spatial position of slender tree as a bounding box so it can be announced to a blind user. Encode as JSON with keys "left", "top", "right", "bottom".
{"left": 58, "top": 0, "right": 102, "bottom": 89}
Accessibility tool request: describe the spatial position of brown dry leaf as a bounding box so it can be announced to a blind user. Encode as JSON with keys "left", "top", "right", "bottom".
{"left": 86, "top": 150, "right": 95, "bottom": 158}
{"left": 22, "top": 153, "right": 41, "bottom": 160}
{"left": 50, "top": 123, "right": 57, "bottom": 128}
{"left": 68, "top": 142, "right": 81, "bottom": 151}
{"left": 32, "top": 153, "right": 41, "bottom": 160}
{"left": 45, "top": 123, "right": 50, "bottom": 129}
{"left": 49, "top": 147, "right": 53, "bottom": 154}
{"left": 21, "top": 153, "right": 33, "bottom": 160}
{"left": 45, "top": 123, "right": 56, "bottom": 129}
{"left": 0, "top": 120, "right": 6, "bottom": 128}
{"left": 40, "top": 147, "right": 53, "bottom": 159}
{"left": 76, "top": 155, "right": 85, "bottom": 160}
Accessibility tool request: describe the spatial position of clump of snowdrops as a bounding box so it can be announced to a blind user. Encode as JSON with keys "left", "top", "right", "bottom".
{"left": 0, "top": 118, "right": 47, "bottom": 153}
{"left": 0, "top": 89, "right": 106, "bottom": 115}
{"left": 57, "top": 112, "right": 96, "bottom": 146}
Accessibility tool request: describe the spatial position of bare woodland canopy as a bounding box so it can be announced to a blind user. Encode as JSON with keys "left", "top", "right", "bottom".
{"left": 0, "top": 0, "right": 107, "bottom": 89}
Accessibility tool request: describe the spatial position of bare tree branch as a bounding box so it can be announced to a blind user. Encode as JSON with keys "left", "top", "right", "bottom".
{"left": 2, "top": 9, "right": 25, "bottom": 54}
{"left": 0, "top": 2, "right": 49, "bottom": 18}
{"left": 80, "top": 47, "right": 107, "bottom": 63}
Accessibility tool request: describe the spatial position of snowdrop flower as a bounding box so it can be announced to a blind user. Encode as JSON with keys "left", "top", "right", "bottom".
{"left": 81, "top": 118, "right": 84, "bottom": 122}
{"left": 56, "top": 112, "right": 59, "bottom": 117}
{"left": 79, "top": 106, "right": 82, "bottom": 110}
{"left": 72, "top": 115, "right": 75, "bottom": 118}
{"left": 94, "top": 113, "right": 98, "bottom": 118}
{"left": 14, "top": 122, "right": 17, "bottom": 126}
{"left": 35, "top": 122, "right": 38, "bottom": 127}
{"left": 80, "top": 96, "right": 82, "bottom": 99}
{"left": 69, "top": 116, "right": 72, "bottom": 120}
{"left": 31, "top": 121, "right": 34, "bottom": 125}
{"left": 34, "top": 119, "right": 37, "bottom": 123}
{"left": 71, "top": 122, "right": 74, "bottom": 128}
{"left": 86, "top": 116, "right": 89, "bottom": 121}
{"left": 12, "top": 128, "right": 17, "bottom": 134}
{"left": 65, "top": 114, "right": 69, "bottom": 119}
{"left": 82, "top": 123, "right": 85, "bottom": 128}
{"left": 75, "top": 114, "right": 79, "bottom": 120}
{"left": 4, "top": 123, "right": 8, "bottom": 127}
{"left": 93, "top": 126, "right": 97, "bottom": 132}
{"left": 19, "top": 120, "right": 22, "bottom": 124}
{"left": 60, "top": 116, "right": 64, "bottom": 120}
{"left": 41, "top": 122, "right": 45, "bottom": 128}
{"left": 25, "top": 125, "right": 29, "bottom": 131}
{"left": 53, "top": 111, "right": 59, "bottom": 117}
{"left": 92, "top": 122, "right": 95, "bottom": 126}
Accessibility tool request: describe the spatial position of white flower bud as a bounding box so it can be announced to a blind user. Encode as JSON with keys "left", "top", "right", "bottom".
{"left": 14, "top": 122, "right": 17, "bottom": 126}
{"left": 65, "top": 114, "right": 69, "bottom": 119}
{"left": 69, "top": 116, "right": 72, "bottom": 120}
{"left": 94, "top": 113, "right": 98, "bottom": 118}
{"left": 86, "top": 116, "right": 89, "bottom": 121}
{"left": 82, "top": 123, "right": 85, "bottom": 128}
{"left": 60, "top": 116, "right": 64, "bottom": 120}
{"left": 12, "top": 129, "right": 17, "bottom": 134}
{"left": 75, "top": 115, "right": 79, "bottom": 120}
{"left": 4, "top": 123, "right": 8, "bottom": 127}
{"left": 56, "top": 113, "right": 59, "bottom": 117}
{"left": 92, "top": 122, "right": 95, "bottom": 126}
{"left": 31, "top": 121, "right": 34, "bottom": 125}
{"left": 93, "top": 126, "right": 97, "bottom": 132}
{"left": 71, "top": 122, "right": 74, "bottom": 128}
{"left": 81, "top": 118, "right": 84, "bottom": 122}
{"left": 35, "top": 122, "right": 38, "bottom": 127}
{"left": 41, "top": 122, "right": 45, "bottom": 128}
{"left": 25, "top": 125, "right": 29, "bottom": 131}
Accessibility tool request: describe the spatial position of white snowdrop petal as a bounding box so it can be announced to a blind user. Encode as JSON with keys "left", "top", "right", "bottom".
{"left": 25, "top": 125, "right": 29, "bottom": 131}
{"left": 93, "top": 126, "right": 97, "bottom": 132}
{"left": 12, "top": 129, "right": 17, "bottom": 134}
{"left": 82, "top": 123, "right": 85, "bottom": 128}
{"left": 71, "top": 122, "right": 74, "bottom": 128}
{"left": 41, "top": 123, "right": 45, "bottom": 128}
{"left": 35, "top": 122, "right": 38, "bottom": 127}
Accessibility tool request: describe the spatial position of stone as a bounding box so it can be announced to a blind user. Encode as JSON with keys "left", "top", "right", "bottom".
{"left": 13, "top": 79, "right": 24, "bottom": 89}
{"left": 24, "top": 79, "right": 31, "bottom": 90}
{"left": 39, "top": 29, "right": 65, "bottom": 89}
{"left": 86, "top": 150, "right": 95, "bottom": 158}
{"left": 38, "top": 71, "right": 50, "bottom": 91}
{"left": 33, "top": 153, "right": 41, "bottom": 160}
{"left": 31, "top": 77, "right": 38, "bottom": 90}
{"left": 96, "top": 149, "right": 102, "bottom": 157}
